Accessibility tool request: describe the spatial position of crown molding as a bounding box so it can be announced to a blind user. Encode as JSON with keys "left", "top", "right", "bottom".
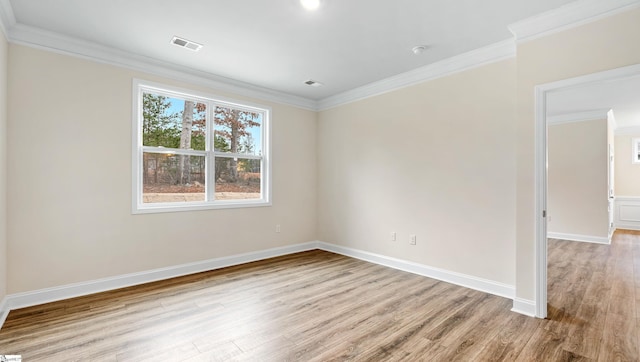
{"left": 7, "top": 23, "right": 318, "bottom": 111}
{"left": 0, "top": 0, "right": 15, "bottom": 40}
{"left": 317, "top": 39, "right": 516, "bottom": 111}
{"left": 547, "top": 109, "right": 610, "bottom": 125}
{"left": 3, "top": 0, "right": 639, "bottom": 111}
{"left": 509, "top": 0, "right": 640, "bottom": 43}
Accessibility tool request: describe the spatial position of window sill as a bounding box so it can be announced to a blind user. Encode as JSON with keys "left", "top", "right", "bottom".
{"left": 132, "top": 199, "right": 271, "bottom": 214}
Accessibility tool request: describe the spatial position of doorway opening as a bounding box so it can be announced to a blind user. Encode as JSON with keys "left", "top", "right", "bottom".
{"left": 535, "top": 63, "right": 640, "bottom": 318}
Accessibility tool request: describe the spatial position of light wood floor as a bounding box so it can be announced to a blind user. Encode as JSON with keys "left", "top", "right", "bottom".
{"left": 1, "top": 230, "right": 639, "bottom": 361}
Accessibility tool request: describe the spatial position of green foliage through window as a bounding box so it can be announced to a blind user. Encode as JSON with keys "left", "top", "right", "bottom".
{"left": 136, "top": 84, "right": 268, "bottom": 210}
{"left": 142, "top": 93, "right": 206, "bottom": 151}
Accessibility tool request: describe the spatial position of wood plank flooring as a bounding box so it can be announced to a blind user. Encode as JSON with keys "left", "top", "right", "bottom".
{"left": 1, "top": 230, "right": 639, "bottom": 361}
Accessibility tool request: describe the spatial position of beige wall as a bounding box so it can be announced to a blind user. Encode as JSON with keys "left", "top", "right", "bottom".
{"left": 615, "top": 134, "right": 640, "bottom": 196}
{"left": 2, "top": 6, "right": 640, "bottom": 308}
{"left": 317, "top": 59, "right": 517, "bottom": 285}
{"left": 515, "top": 8, "right": 640, "bottom": 301}
{"left": 7, "top": 45, "right": 317, "bottom": 293}
{"left": 547, "top": 120, "right": 608, "bottom": 238}
{"left": 0, "top": 30, "right": 7, "bottom": 302}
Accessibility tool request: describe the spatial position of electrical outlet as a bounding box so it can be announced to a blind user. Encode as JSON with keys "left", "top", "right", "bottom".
{"left": 390, "top": 232, "right": 396, "bottom": 241}
{"left": 410, "top": 235, "right": 417, "bottom": 245}
{"left": 275, "top": 224, "right": 281, "bottom": 233}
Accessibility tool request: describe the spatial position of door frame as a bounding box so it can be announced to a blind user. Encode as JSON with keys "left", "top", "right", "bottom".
{"left": 534, "top": 63, "right": 640, "bottom": 318}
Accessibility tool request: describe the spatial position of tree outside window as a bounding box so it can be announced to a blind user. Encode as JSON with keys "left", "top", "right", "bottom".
{"left": 133, "top": 81, "right": 270, "bottom": 213}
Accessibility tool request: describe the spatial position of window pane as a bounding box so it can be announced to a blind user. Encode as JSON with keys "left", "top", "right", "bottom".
{"left": 215, "top": 157, "right": 261, "bottom": 200}
{"left": 214, "top": 106, "right": 262, "bottom": 155}
{"left": 142, "top": 153, "right": 206, "bottom": 203}
{"left": 142, "top": 93, "right": 207, "bottom": 151}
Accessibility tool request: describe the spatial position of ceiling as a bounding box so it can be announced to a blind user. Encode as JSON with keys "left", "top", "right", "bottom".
{"left": 3, "top": 0, "right": 578, "bottom": 102}
{"left": 547, "top": 75, "right": 640, "bottom": 129}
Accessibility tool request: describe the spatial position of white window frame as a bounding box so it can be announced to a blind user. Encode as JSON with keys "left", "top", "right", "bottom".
{"left": 633, "top": 138, "right": 640, "bottom": 164}
{"left": 132, "top": 79, "right": 271, "bottom": 214}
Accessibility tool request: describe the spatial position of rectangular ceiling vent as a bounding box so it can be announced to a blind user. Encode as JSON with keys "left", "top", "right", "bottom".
{"left": 304, "top": 79, "right": 323, "bottom": 87}
{"left": 171, "top": 36, "right": 203, "bottom": 52}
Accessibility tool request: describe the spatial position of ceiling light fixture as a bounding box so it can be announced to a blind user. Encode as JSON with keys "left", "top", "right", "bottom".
{"left": 411, "top": 45, "right": 428, "bottom": 55}
{"left": 171, "top": 36, "right": 203, "bottom": 52}
{"left": 300, "top": 0, "right": 321, "bottom": 11}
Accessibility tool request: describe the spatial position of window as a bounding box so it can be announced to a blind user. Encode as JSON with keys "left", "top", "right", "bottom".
{"left": 634, "top": 138, "right": 640, "bottom": 164}
{"left": 132, "top": 80, "right": 270, "bottom": 213}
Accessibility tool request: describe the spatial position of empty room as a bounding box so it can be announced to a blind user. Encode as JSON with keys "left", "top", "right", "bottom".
{"left": 1, "top": 0, "right": 640, "bottom": 360}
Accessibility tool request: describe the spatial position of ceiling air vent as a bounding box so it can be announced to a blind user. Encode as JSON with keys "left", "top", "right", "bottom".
{"left": 304, "top": 80, "right": 323, "bottom": 87}
{"left": 170, "top": 36, "right": 203, "bottom": 52}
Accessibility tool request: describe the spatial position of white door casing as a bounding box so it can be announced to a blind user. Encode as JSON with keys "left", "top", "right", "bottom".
{"left": 534, "top": 63, "right": 640, "bottom": 319}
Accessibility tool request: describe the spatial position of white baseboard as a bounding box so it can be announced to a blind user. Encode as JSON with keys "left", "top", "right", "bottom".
{"left": 3, "top": 241, "right": 319, "bottom": 314}
{"left": 0, "top": 296, "right": 8, "bottom": 328}
{"left": 1, "top": 240, "right": 526, "bottom": 331}
{"left": 616, "top": 224, "right": 640, "bottom": 231}
{"left": 511, "top": 298, "right": 537, "bottom": 317}
{"left": 547, "top": 232, "right": 610, "bottom": 244}
{"left": 317, "top": 241, "right": 515, "bottom": 300}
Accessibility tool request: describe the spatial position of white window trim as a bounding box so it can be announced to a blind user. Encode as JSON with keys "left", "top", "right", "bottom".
{"left": 132, "top": 79, "right": 272, "bottom": 214}
{"left": 633, "top": 138, "right": 640, "bottom": 164}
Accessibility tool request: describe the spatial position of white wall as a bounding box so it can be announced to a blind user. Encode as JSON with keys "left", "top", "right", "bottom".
{"left": 7, "top": 45, "right": 317, "bottom": 293}
{"left": 547, "top": 120, "right": 609, "bottom": 241}
{"left": 0, "top": 25, "right": 8, "bottom": 305}
{"left": 317, "top": 59, "right": 517, "bottom": 285}
{"left": 615, "top": 134, "right": 640, "bottom": 197}
{"left": 515, "top": 7, "right": 640, "bottom": 301}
